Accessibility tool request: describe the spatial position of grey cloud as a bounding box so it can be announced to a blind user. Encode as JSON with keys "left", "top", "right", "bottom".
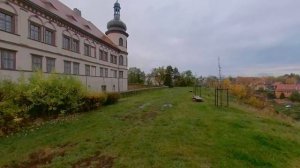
{"left": 61, "top": 0, "right": 300, "bottom": 76}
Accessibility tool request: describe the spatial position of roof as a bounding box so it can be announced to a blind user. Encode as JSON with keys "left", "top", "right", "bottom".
{"left": 275, "top": 84, "right": 300, "bottom": 92}
{"left": 28, "top": 0, "right": 120, "bottom": 50}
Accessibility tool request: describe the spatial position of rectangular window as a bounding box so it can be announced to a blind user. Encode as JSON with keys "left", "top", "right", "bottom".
{"left": 91, "top": 66, "right": 96, "bottom": 76}
{"left": 84, "top": 44, "right": 90, "bottom": 56}
{"left": 0, "top": 11, "right": 13, "bottom": 33}
{"left": 64, "top": 61, "right": 71, "bottom": 74}
{"left": 119, "top": 56, "right": 124, "bottom": 65}
{"left": 29, "top": 22, "right": 41, "bottom": 41}
{"left": 32, "top": 55, "right": 43, "bottom": 71}
{"left": 0, "top": 49, "right": 15, "bottom": 70}
{"left": 72, "top": 39, "right": 79, "bottom": 53}
{"left": 99, "top": 50, "right": 103, "bottom": 60}
{"left": 85, "top": 65, "right": 90, "bottom": 76}
{"left": 110, "top": 55, "right": 113, "bottom": 63}
{"left": 73, "top": 62, "right": 80, "bottom": 75}
{"left": 63, "top": 35, "right": 71, "bottom": 50}
{"left": 91, "top": 47, "right": 96, "bottom": 58}
{"left": 104, "top": 68, "right": 108, "bottom": 77}
{"left": 110, "top": 55, "right": 117, "bottom": 64}
{"left": 46, "top": 57, "right": 55, "bottom": 73}
{"left": 104, "top": 52, "right": 108, "bottom": 61}
{"left": 100, "top": 67, "right": 104, "bottom": 77}
{"left": 119, "top": 71, "right": 123, "bottom": 78}
{"left": 111, "top": 69, "right": 117, "bottom": 78}
{"left": 101, "top": 85, "right": 106, "bottom": 92}
{"left": 45, "top": 29, "right": 55, "bottom": 45}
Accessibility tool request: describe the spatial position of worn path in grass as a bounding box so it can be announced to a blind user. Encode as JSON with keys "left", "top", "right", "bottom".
{"left": 1, "top": 87, "right": 300, "bottom": 167}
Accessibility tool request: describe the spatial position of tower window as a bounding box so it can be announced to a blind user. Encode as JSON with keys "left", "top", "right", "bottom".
{"left": 119, "top": 38, "right": 123, "bottom": 46}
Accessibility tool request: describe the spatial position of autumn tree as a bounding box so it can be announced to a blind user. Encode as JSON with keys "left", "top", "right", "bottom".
{"left": 231, "top": 84, "right": 247, "bottom": 99}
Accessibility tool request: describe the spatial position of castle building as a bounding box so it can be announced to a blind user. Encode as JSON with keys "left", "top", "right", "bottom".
{"left": 0, "top": 0, "right": 129, "bottom": 92}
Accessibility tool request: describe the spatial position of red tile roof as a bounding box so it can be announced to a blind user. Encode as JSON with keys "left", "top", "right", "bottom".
{"left": 29, "top": 0, "right": 120, "bottom": 50}
{"left": 275, "top": 84, "right": 300, "bottom": 92}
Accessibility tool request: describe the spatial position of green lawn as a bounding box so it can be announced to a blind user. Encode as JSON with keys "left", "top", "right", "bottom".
{"left": 1, "top": 87, "right": 300, "bottom": 168}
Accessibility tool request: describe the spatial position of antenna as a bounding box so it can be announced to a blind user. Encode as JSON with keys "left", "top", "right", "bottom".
{"left": 218, "top": 57, "right": 222, "bottom": 85}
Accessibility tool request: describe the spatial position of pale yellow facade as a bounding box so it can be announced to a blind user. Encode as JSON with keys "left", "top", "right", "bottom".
{"left": 0, "top": 0, "right": 128, "bottom": 92}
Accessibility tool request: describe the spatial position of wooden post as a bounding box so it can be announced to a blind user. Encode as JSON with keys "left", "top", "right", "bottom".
{"left": 220, "top": 88, "right": 223, "bottom": 107}
{"left": 227, "top": 89, "right": 229, "bottom": 107}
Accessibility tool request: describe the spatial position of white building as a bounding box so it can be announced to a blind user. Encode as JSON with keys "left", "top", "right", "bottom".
{"left": 0, "top": 0, "right": 129, "bottom": 92}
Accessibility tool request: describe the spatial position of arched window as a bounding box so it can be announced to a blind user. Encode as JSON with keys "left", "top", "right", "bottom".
{"left": 119, "top": 38, "right": 123, "bottom": 46}
{"left": 119, "top": 55, "right": 124, "bottom": 65}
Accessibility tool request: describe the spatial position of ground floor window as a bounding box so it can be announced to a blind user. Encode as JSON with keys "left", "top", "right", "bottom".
{"left": 73, "top": 62, "right": 80, "bottom": 75}
{"left": 100, "top": 67, "right": 104, "bottom": 77}
{"left": 64, "top": 61, "right": 71, "bottom": 74}
{"left": 104, "top": 68, "right": 108, "bottom": 77}
{"left": 85, "top": 65, "right": 90, "bottom": 76}
{"left": 111, "top": 69, "right": 117, "bottom": 78}
{"left": 0, "top": 49, "right": 16, "bottom": 70}
{"left": 91, "top": 66, "right": 96, "bottom": 76}
{"left": 119, "top": 71, "right": 123, "bottom": 78}
{"left": 46, "top": 57, "right": 55, "bottom": 73}
{"left": 101, "top": 85, "right": 106, "bottom": 92}
{"left": 32, "top": 55, "right": 43, "bottom": 71}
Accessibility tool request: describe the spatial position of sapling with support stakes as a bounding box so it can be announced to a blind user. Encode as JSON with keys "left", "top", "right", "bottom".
{"left": 214, "top": 57, "right": 229, "bottom": 107}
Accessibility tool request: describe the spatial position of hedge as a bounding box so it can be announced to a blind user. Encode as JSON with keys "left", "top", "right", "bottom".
{"left": 0, "top": 72, "right": 120, "bottom": 135}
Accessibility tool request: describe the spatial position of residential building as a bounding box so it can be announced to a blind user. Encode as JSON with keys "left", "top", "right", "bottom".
{"left": 0, "top": 0, "right": 128, "bottom": 92}
{"left": 274, "top": 84, "right": 300, "bottom": 98}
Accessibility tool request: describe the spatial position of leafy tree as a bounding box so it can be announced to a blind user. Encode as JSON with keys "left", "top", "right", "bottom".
{"left": 285, "top": 77, "right": 298, "bottom": 84}
{"left": 164, "top": 66, "right": 174, "bottom": 88}
{"left": 151, "top": 67, "right": 165, "bottom": 86}
{"left": 204, "top": 76, "right": 218, "bottom": 88}
{"left": 128, "top": 67, "right": 145, "bottom": 84}
{"left": 184, "top": 70, "right": 195, "bottom": 86}
{"left": 173, "top": 67, "right": 181, "bottom": 86}
{"left": 290, "top": 91, "right": 300, "bottom": 102}
{"left": 231, "top": 84, "right": 247, "bottom": 99}
{"left": 222, "top": 78, "right": 231, "bottom": 89}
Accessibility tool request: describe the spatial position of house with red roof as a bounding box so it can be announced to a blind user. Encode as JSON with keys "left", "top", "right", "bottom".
{"left": 274, "top": 84, "right": 300, "bottom": 98}
{"left": 0, "top": 0, "right": 129, "bottom": 92}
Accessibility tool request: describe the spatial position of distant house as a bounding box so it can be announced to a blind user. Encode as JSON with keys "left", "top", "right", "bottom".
{"left": 274, "top": 84, "right": 300, "bottom": 98}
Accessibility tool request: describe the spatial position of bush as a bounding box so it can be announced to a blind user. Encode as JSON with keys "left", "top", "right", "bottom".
{"left": 245, "top": 96, "right": 265, "bottom": 109}
{"left": 26, "top": 72, "right": 85, "bottom": 117}
{"left": 0, "top": 72, "right": 122, "bottom": 135}
{"left": 289, "top": 91, "right": 300, "bottom": 102}
{"left": 105, "top": 92, "right": 121, "bottom": 105}
{"left": 81, "top": 92, "right": 107, "bottom": 111}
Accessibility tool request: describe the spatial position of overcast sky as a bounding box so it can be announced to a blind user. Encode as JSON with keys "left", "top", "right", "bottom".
{"left": 60, "top": 0, "right": 300, "bottom": 77}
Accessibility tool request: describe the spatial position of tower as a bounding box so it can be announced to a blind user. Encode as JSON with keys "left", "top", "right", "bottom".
{"left": 106, "top": 0, "right": 128, "bottom": 52}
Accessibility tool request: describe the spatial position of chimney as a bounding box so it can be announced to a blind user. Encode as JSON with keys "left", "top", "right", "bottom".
{"left": 73, "top": 8, "right": 81, "bottom": 17}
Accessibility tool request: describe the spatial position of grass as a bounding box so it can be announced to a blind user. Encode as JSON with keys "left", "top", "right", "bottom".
{"left": 1, "top": 87, "right": 300, "bottom": 167}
